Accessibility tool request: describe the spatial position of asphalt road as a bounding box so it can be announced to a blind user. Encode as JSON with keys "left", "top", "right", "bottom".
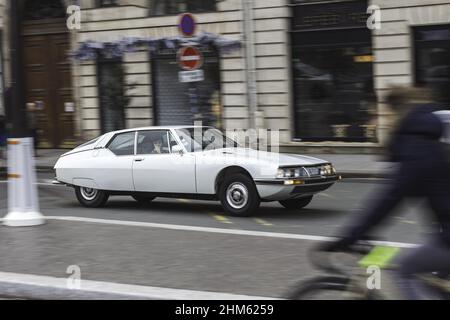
{"left": 0, "top": 173, "right": 438, "bottom": 299}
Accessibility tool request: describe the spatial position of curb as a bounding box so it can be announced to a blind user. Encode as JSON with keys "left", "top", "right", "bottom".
{"left": 0, "top": 272, "right": 279, "bottom": 300}
{"left": 0, "top": 281, "right": 149, "bottom": 300}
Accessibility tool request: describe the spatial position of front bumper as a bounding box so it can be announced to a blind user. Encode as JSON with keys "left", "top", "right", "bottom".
{"left": 254, "top": 175, "right": 341, "bottom": 201}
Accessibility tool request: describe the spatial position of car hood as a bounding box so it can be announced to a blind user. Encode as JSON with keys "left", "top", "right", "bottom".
{"left": 205, "top": 148, "right": 329, "bottom": 166}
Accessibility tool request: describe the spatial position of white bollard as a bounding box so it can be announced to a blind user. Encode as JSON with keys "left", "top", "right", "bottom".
{"left": 3, "top": 137, "right": 45, "bottom": 227}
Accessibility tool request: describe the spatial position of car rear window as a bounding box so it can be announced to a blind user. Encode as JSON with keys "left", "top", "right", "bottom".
{"left": 107, "top": 132, "right": 135, "bottom": 156}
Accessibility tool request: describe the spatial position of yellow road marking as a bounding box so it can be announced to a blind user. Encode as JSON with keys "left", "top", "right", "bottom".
{"left": 177, "top": 199, "right": 191, "bottom": 203}
{"left": 253, "top": 218, "right": 273, "bottom": 227}
{"left": 211, "top": 214, "right": 232, "bottom": 224}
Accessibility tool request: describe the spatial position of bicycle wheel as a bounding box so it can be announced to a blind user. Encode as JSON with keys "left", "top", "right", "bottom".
{"left": 287, "top": 276, "right": 371, "bottom": 300}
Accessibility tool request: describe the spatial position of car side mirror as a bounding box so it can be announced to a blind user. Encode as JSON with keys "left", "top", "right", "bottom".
{"left": 172, "top": 144, "right": 184, "bottom": 155}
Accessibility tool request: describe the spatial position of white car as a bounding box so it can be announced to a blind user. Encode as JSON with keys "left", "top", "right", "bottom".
{"left": 54, "top": 126, "right": 340, "bottom": 216}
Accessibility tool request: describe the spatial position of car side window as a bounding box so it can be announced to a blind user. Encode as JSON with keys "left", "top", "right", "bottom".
{"left": 107, "top": 132, "right": 136, "bottom": 156}
{"left": 137, "top": 130, "right": 173, "bottom": 155}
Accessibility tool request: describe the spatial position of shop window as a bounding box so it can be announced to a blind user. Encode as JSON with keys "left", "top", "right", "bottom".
{"left": 23, "top": 0, "right": 66, "bottom": 20}
{"left": 151, "top": 48, "right": 222, "bottom": 128}
{"left": 414, "top": 25, "right": 450, "bottom": 109}
{"left": 152, "top": 0, "right": 216, "bottom": 16}
{"left": 97, "top": 58, "right": 127, "bottom": 133}
{"left": 290, "top": 0, "right": 377, "bottom": 142}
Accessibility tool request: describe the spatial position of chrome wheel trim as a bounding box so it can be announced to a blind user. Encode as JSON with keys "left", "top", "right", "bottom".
{"left": 226, "top": 182, "right": 249, "bottom": 210}
{"left": 80, "top": 187, "right": 98, "bottom": 201}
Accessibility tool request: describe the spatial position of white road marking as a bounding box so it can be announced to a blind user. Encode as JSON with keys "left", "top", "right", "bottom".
{"left": 0, "top": 271, "right": 278, "bottom": 300}
{"left": 2, "top": 215, "right": 419, "bottom": 249}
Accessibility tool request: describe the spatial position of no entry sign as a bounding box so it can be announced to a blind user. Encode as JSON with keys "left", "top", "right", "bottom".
{"left": 178, "top": 46, "right": 203, "bottom": 71}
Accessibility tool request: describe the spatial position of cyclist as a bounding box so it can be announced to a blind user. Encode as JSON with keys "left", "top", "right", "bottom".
{"left": 321, "top": 87, "right": 450, "bottom": 300}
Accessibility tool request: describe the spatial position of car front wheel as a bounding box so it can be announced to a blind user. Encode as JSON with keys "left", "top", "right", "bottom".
{"left": 219, "top": 173, "right": 260, "bottom": 217}
{"left": 279, "top": 196, "right": 313, "bottom": 210}
{"left": 75, "top": 186, "right": 109, "bottom": 208}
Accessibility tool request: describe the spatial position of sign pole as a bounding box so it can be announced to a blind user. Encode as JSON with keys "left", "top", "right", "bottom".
{"left": 178, "top": 13, "right": 205, "bottom": 125}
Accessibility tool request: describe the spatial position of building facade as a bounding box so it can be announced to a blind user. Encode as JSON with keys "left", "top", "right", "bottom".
{"left": 0, "top": 0, "right": 449, "bottom": 151}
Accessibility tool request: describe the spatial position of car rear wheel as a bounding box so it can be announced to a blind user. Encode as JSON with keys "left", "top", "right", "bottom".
{"left": 75, "top": 186, "right": 109, "bottom": 208}
{"left": 279, "top": 196, "right": 313, "bottom": 210}
{"left": 219, "top": 173, "right": 260, "bottom": 217}
{"left": 132, "top": 195, "right": 156, "bottom": 204}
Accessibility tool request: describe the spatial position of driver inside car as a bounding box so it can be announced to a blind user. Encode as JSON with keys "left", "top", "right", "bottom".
{"left": 152, "top": 138, "right": 164, "bottom": 154}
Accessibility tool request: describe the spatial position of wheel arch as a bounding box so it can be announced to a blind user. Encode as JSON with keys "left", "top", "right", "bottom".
{"left": 214, "top": 166, "right": 254, "bottom": 195}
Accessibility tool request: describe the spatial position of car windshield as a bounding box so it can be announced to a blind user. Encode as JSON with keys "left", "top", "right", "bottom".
{"left": 175, "top": 128, "right": 239, "bottom": 152}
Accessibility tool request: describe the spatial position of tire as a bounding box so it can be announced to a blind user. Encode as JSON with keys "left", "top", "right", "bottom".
{"left": 219, "top": 173, "right": 260, "bottom": 217}
{"left": 287, "top": 277, "right": 354, "bottom": 300}
{"left": 287, "top": 276, "right": 381, "bottom": 300}
{"left": 132, "top": 195, "right": 156, "bottom": 204}
{"left": 279, "top": 196, "right": 313, "bottom": 210}
{"left": 75, "top": 186, "right": 109, "bottom": 208}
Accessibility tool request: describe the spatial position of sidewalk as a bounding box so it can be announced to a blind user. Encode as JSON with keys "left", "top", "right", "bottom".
{"left": 0, "top": 149, "right": 393, "bottom": 178}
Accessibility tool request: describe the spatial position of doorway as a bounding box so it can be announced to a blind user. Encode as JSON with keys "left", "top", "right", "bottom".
{"left": 21, "top": 0, "right": 75, "bottom": 148}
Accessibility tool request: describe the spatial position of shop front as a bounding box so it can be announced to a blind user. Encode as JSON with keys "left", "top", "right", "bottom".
{"left": 290, "top": 0, "right": 377, "bottom": 142}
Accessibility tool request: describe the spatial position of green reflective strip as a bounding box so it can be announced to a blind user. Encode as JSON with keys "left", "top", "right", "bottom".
{"left": 359, "top": 246, "right": 401, "bottom": 269}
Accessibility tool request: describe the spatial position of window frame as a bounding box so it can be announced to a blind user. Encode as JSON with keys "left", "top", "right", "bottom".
{"left": 150, "top": 0, "right": 217, "bottom": 17}
{"left": 135, "top": 129, "right": 181, "bottom": 156}
{"left": 105, "top": 131, "right": 137, "bottom": 156}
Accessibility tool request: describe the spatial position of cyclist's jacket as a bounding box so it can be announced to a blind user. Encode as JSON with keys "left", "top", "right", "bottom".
{"left": 342, "top": 104, "right": 450, "bottom": 247}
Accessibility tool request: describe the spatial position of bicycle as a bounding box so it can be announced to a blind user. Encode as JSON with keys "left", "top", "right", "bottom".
{"left": 286, "top": 240, "right": 450, "bottom": 300}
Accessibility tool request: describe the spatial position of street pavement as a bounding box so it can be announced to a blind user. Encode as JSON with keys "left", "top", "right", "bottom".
{"left": 0, "top": 172, "right": 436, "bottom": 299}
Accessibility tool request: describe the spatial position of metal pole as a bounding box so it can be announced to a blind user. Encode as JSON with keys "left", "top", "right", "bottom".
{"left": 9, "top": 0, "right": 28, "bottom": 137}
{"left": 242, "top": 0, "right": 257, "bottom": 130}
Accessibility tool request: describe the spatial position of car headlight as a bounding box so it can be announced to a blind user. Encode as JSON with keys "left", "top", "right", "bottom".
{"left": 276, "top": 167, "right": 308, "bottom": 179}
{"left": 320, "top": 164, "right": 336, "bottom": 176}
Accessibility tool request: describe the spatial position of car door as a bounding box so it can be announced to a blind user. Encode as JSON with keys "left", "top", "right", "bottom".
{"left": 93, "top": 131, "right": 136, "bottom": 191}
{"left": 132, "top": 130, "right": 196, "bottom": 193}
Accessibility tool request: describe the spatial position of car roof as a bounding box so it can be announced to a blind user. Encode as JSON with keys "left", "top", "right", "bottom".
{"left": 110, "top": 126, "right": 213, "bottom": 135}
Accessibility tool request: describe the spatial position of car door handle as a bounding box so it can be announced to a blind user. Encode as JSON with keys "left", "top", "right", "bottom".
{"left": 134, "top": 158, "right": 145, "bottom": 162}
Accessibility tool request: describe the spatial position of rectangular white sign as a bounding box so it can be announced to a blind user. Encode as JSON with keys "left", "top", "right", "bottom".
{"left": 179, "top": 70, "right": 204, "bottom": 83}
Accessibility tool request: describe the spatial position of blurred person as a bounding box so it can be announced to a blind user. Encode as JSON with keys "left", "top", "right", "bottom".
{"left": 26, "top": 103, "right": 39, "bottom": 150}
{"left": 320, "top": 86, "right": 450, "bottom": 300}
{"left": 1, "top": 87, "right": 12, "bottom": 160}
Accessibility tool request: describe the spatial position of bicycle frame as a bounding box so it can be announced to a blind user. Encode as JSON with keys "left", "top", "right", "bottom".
{"left": 287, "top": 244, "right": 450, "bottom": 300}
